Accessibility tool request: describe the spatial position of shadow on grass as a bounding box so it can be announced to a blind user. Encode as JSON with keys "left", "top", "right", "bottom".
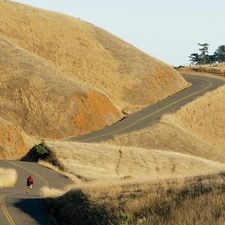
{"left": 14, "top": 198, "right": 50, "bottom": 225}
{"left": 43, "top": 189, "right": 113, "bottom": 225}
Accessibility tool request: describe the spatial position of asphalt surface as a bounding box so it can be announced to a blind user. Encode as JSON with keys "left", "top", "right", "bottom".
{"left": 0, "top": 160, "right": 71, "bottom": 225}
{"left": 0, "top": 73, "right": 225, "bottom": 225}
{"left": 68, "top": 74, "right": 225, "bottom": 142}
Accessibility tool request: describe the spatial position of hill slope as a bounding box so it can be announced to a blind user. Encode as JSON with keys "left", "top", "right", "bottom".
{"left": 45, "top": 141, "right": 225, "bottom": 181}
{"left": 109, "top": 82, "right": 225, "bottom": 163}
{"left": 0, "top": 0, "right": 188, "bottom": 159}
{"left": 0, "top": 36, "right": 121, "bottom": 158}
{"left": 0, "top": 0, "right": 188, "bottom": 111}
{"left": 40, "top": 75, "right": 225, "bottom": 225}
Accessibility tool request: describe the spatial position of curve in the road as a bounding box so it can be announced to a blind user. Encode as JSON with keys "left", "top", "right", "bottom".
{"left": 68, "top": 74, "right": 225, "bottom": 142}
{"left": 0, "top": 160, "right": 71, "bottom": 225}
{"left": 1, "top": 194, "right": 15, "bottom": 225}
{"left": 1, "top": 73, "right": 225, "bottom": 225}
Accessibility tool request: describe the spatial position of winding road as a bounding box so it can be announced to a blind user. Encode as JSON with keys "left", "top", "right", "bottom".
{"left": 0, "top": 160, "right": 71, "bottom": 225}
{"left": 0, "top": 73, "right": 225, "bottom": 225}
{"left": 68, "top": 74, "right": 225, "bottom": 142}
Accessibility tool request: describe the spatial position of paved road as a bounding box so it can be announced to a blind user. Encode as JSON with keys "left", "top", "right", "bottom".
{"left": 0, "top": 160, "right": 71, "bottom": 225}
{"left": 68, "top": 73, "right": 225, "bottom": 142}
{"left": 0, "top": 73, "right": 225, "bottom": 225}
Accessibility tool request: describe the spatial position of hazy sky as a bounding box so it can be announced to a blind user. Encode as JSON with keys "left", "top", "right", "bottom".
{"left": 13, "top": 0, "right": 225, "bottom": 66}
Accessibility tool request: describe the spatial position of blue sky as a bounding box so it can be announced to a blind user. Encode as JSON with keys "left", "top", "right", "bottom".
{"left": 13, "top": 0, "right": 225, "bottom": 66}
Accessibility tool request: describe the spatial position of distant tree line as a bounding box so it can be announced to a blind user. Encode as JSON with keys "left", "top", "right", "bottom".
{"left": 189, "top": 43, "right": 225, "bottom": 65}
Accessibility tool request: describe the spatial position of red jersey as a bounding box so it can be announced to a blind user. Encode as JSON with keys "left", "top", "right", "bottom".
{"left": 27, "top": 176, "right": 34, "bottom": 186}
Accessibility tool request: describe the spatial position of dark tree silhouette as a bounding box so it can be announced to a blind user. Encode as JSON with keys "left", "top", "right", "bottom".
{"left": 214, "top": 45, "right": 225, "bottom": 62}
{"left": 189, "top": 53, "right": 200, "bottom": 65}
{"left": 198, "top": 43, "right": 209, "bottom": 64}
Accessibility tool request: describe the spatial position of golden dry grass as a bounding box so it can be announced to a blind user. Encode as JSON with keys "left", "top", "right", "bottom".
{"left": 193, "top": 63, "right": 225, "bottom": 75}
{"left": 46, "top": 141, "right": 225, "bottom": 181}
{"left": 0, "top": 0, "right": 188, "bottom": 113}
{"left": 0, "top": 20, "right": 122, "bottom": 158}
{"left": 38, "top": 160, "right": 82, "bottom": 184}
{"left": 0, "top": 0, "right": 188, "bottom": 159}
{"left": 0, "top": 35, "right": 121, "bottom": 139}
{"left": 109, "top": 84, "right": 225, "bottom": 164}
{"left": 39, "top": 185, "right": 71, "bottom": 198}
{"left": 2, "top": 1, "right": 225, "bottom": 224}
{"left": 42, "top": 173, "right": 225, "bottom": 225}
{"left": 40, "top": 72, "right": 225, "bottom": 224}
{"left": 0, "top": 167, "right": 18, "bottom": 188}
{"left": 178, "top": 63, "right": 225, "bottom": 76}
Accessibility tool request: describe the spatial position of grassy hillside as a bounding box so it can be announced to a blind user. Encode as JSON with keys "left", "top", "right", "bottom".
{"left": 0, "top": 1, "right": 188, "bottom": 112}
{"left": 0, "top": 36, "right": 121, "bottom": 159}
{"left": 39, "top": 73, "right": 225, "bottom": 224}
{"left": 108, "top": 82, "right": 225, "bottom": 163}
{"left": 0, "top": 0, "right": 188, "bottom": 159}
{"left": 42, "top": 173, "right": 225, "bottom": 225}
{"left": 181, "top": 63, "right": 225, "bottom": 75}
{"left": 3, "top": 1, "right": 225, "bottom": 224}
{"left": 45, "top": 141, "right": 225, "bottom": 181}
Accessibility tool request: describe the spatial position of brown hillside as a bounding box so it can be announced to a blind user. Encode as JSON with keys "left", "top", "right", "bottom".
{"left": 45, "top": 141, "right": 225, "bottom": 181}
{"left": 0, "top": 0, "right": 188, "bottom": 159}
{"left": 40, "top": 75, "right": 225, "bottom": 224}
{"left": 0, "top": 0, "right": 188, "bottom": 111}
{"left": 0, "top": 36, "right": 121, "bottom": 159}
{"left": 109, "top": 82, "right": 225, "bottom": 163}
{"left": 0, "top": 118, "right": 28, "bottom": 159}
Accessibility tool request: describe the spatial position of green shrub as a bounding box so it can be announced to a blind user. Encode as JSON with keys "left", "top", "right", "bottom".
{"left": 34, "top": 139, "right": 49, "bottom": 157}
{"left": 109, "top": 211, "right": 132, "bottom": 225}
{"left": 119, "top": 211, "right": 132, "bottom": 225}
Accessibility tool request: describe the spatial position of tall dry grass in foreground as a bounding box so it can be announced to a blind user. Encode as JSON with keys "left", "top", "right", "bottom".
{"left": 0, "top": 167, "right": 18, "bottom": 188}
{"left": 38, "top": 74, "right": 225, "bottom": 224}
{"left": 42, "top": 173, "right": 225, "bottom": 225}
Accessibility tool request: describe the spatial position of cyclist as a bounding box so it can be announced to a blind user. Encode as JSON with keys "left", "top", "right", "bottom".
{"left": 26, "top": 175, "right": 34, "bottom": 195}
